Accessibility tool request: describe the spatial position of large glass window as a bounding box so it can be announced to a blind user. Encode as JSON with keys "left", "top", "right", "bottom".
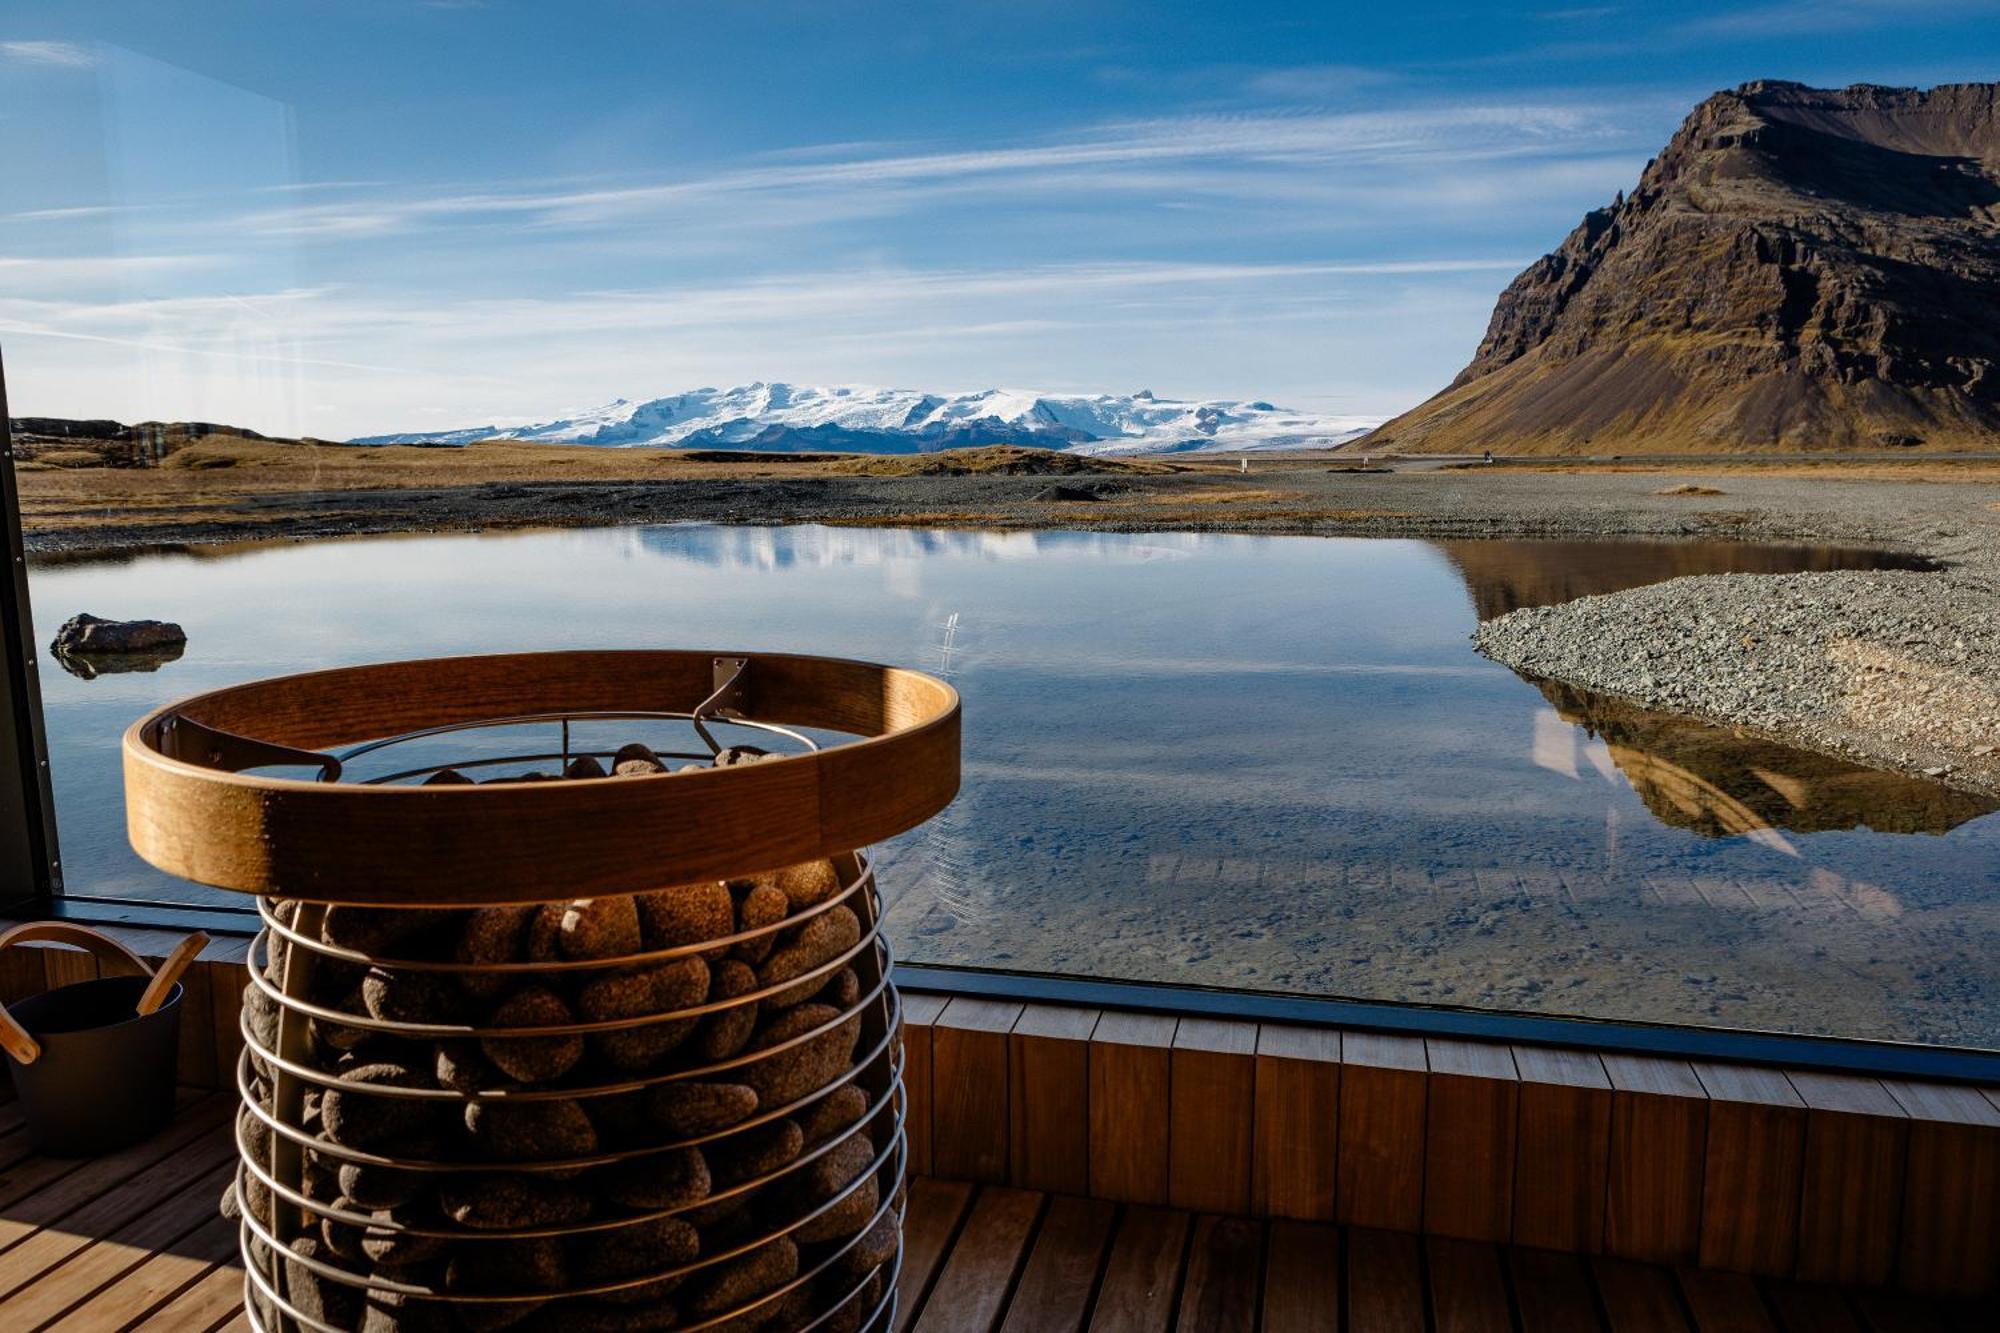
{"left": 5, "top": 6, "right": 1996, "bottom": 1061}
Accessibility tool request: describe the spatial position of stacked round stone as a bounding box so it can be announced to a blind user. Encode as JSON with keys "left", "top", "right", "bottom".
{"left": 230, "top": 854, "right": 903, "bottom": 1333}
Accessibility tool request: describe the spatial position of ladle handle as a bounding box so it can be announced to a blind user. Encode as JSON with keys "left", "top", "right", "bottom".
{"left": 136, "top": 932, "right": 209, "bottom": 1017}
{"left": 0, "top": 921, "right": 156, "bottom": 1065}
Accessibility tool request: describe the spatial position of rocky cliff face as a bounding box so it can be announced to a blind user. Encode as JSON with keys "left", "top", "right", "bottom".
{"left": 1366, "top": 81, "right": 2000, "bottom": 453}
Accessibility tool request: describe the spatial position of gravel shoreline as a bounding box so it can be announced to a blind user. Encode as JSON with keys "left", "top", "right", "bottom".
{"left": 25, "top": 462, "right": 2000, "bottom": 790}
{"left": 1477, "top": 568, "right": 2000, "bottom": 795}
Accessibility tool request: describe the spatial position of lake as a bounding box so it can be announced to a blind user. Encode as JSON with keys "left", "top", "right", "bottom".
{"left": 29, "top": 525, "right": 1997, "bottom": 1048}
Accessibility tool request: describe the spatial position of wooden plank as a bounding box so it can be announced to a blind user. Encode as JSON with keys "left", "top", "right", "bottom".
{"left": 1508, "top": 1247, "right": 1602, "bottom": 1333}
{"left": 132, "top": 1259, "right": 249, "bottom": 1333}
{"left": 210, "top": 961, "right": 248, "bottom": 1097}
{"left": 912, "top": 1185, "right": 1044, "bottom": 1333}
{"left": 39, "top": 1208, "right": 238, "bottom": 1332}
{"left": 1089, "top": 1012, "right": 1176, "bottom": 1206}
{"left": 172, "top": 958, "right": 221, "bottom": 1090}
{"left": 1693, "top": 1062, "right": 1806, "bottom": 1277}
{"left": 896, "top": 1177, "right": 978, "bottom": 1333}
{"left": 1426, "top": 1235, "right": 1511, "bottom": 1333}
{"left": 0, "top": 1125, "right": 37, "bottom": 1174}
{"left": 1677, "top": 1269, "right": 1779, "bottom": 1333}
{"left": 999, "top": 1194, "right": 1118, "bottom": 1333}
{"left": 1790, "top": 1072, "right": 1907, "bottom": 1287}
{"left": 1338, "top": 1033, "right": 1427, "bottom": 1232}
{"left": 1174, "top": 1215, "right": 1260, "bottom": 1333}
{"left": 1261, "top": 1220, "right": 1340, "bottom": 1333}
{"left": 1603, "top": 1054, "right": 1708, "bottom": 1265}
{"left": 903, "top": 991, "right": 950, "bottom": 1180}
{"left": 1848, "top": 1289, "right": 1956, "bottom": 1333}
{"left": 1762, "top": 1282, "right": 1865, "bottom": 1333}
{"left": 1087, "top": 1206, "right": 1191, "bottom": 1333}
{"left": 1168, "top": 1018, "right": 1257, "bottom": 1215}
{"left": 932, "top": 998, "right": 1023, "bottom": 1184}
{"left": 0, "top": 1092, "right": 230, "bottom": 1229}
{"left": 38, "top": 945, "right": 100, "bottom": 992}
{"left": 1593, "top": 1257, "right": 1691, "bottom": 1332}
{"left": 0, "top": 1157, "right": 237, "bottom": 1326}
{"left": 1347, "top": 1227, "right": 1425, "bottom": 1333}
{"left": 1423, "top": 1038, "right": 1518, "bottom": 1243}
{"left": 0, "top": 944, "right": 45, "bottom": 1003}
{"left": 0, "top": 1144, "right": 238, "bottom": 1296}
{"left": 1881, "top": 1078, "right": 2000, "bottom": 1299}
{"left": 1009, "top": 1004, "right": 1097, "bottom": 1196}
{"left": 1514, "top": 1045, "right": 1612, "bottom": 1253}
{"left": 1253, "top": 1024, "right": 1340, "bottom": 1222}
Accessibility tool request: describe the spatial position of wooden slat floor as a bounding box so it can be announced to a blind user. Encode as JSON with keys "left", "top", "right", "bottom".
{"left": 0, "top": 1087, "right": 248, "bottom": 1333}
{"left": 893, "top": 1178, "right": 1998, "bottom": 1333}
{"left": 0, "top": 1092, "right": 1988, "bottom": 1333}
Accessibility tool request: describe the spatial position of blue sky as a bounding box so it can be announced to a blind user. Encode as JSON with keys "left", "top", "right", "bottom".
{"left": 1, "top": 1, "right": 1996, "bottom": 437}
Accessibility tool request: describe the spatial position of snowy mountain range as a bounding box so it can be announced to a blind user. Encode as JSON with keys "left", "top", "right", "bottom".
{"left": 351, "top": 383, "right": 1376, "bottom": 455}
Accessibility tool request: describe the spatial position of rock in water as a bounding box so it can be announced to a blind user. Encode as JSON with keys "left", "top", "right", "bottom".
{"left": 1365, "top": 81, "right": 2000, "bottom": 454}
{"left": 51, "top": 613, "right": 188, "bottom": 656}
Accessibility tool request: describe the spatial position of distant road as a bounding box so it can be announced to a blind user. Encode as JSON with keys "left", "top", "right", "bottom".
{"left": 1216, "top": 450, "right": 2000, "bottom": 471}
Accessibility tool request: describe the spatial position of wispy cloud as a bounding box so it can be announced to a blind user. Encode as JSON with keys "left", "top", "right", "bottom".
{"left": 203, "top": 100, "right": 1637, "bottom": 242}
{"left": 0, "top": 70, "right": 1661, "bottom": 434}
{"left": 0, "top": 39, "right": 94, "bottom": 68}
{"left": 0, "top": 254, "right": 220, "bottom": 288}
{"left": 1240, "top": 65, "right": 1403, "bottom": 100}
{"left": 1, "top": 258, "right": 1527, "bottom": 344}
{"left": 0, "top": 255, "right": 1516, "bottom": 433}
{"left": 1679, "top": 0, "right": 1997, "bottom": 38}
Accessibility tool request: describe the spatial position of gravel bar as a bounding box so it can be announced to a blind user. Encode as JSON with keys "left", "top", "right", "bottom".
{"left": 1478, "top": 561, "right": 2000, "bottom": 795}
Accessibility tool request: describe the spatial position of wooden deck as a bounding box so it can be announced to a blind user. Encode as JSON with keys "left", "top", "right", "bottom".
{"left": 0, "top": 1093, "right": 1985, "bottom": 1333}
{"left": 894, "top": 1177, "right": 1995, "bottom": 1333}
{"left": 0, "top": 1089, "right": 246, "bottom": 1331}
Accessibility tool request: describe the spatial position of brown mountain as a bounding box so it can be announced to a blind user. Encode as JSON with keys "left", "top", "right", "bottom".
{"left": 1364, "top": 81, "right": 2000, "bottom": 454}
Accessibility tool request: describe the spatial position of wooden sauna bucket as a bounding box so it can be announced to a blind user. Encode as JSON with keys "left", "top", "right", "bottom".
{"left": 122, "top": 650, "right": 960, "bottom": 1333}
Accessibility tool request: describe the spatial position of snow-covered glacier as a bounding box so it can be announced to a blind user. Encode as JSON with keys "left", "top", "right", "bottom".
{"left": 350, "top": 383, "right": 1376, "bottom": 455}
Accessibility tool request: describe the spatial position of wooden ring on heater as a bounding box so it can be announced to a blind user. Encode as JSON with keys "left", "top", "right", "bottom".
{"left": 124, "top": 649, "right": 960, "bottom": 902}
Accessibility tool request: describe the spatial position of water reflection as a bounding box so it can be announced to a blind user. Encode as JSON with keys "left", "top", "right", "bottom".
{"left": 627, "top": 524, "right": 1206, "bottom": 570}
{"left": 1434, "top": 539, "right": 1933, "bottom": 619}
{"left": 53, "top": 642, "right": 186, "bottom": 679}
{"left": 24, "top": 524, "right": 1996, "bottom": 1047}
{"left": 1532, "top": 678, "right": 1998, "bottom": 839}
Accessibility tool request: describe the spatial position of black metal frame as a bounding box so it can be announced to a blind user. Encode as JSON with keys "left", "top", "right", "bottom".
{"left": 0, "top": 349, "right": 64, "bottom": 915}
{"left": 1, "top": 349, "right": 1993, "bottom": 1084}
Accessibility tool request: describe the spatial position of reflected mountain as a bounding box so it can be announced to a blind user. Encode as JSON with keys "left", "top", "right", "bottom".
{"left": 1535, "top": 677, "right": 1997, "bottom": 837}
{"left": 1432, "top": 539, "right": 1932, "bottom": 620}
{"left": 627, "top": 523, "right": 1211, "bottom": 570}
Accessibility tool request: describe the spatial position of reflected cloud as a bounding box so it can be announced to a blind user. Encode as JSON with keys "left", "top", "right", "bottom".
{"left": 1531, "top": 708, "right": 1580, "bottom": 778}
{"left": 623, "top": 523, "right": 1217, "bottom": 571}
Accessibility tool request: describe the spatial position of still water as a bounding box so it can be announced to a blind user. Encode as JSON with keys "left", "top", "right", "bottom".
{"left": 29, "top": 525, "right": 1997, "bottom": 1048}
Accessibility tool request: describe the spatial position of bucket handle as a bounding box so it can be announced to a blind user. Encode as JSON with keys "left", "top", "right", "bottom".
{"left": 0, "top": 922, "right": 158, "bottom": 1066}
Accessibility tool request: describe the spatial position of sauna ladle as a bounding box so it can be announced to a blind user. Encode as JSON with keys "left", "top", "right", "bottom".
{"left": 135, "top": 931, "right": 209, "bottom": 1017}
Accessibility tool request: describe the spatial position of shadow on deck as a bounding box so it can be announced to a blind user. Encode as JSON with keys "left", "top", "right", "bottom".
{"left": 0, "top": 1093, "right": 1989, "bottom": 1332}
